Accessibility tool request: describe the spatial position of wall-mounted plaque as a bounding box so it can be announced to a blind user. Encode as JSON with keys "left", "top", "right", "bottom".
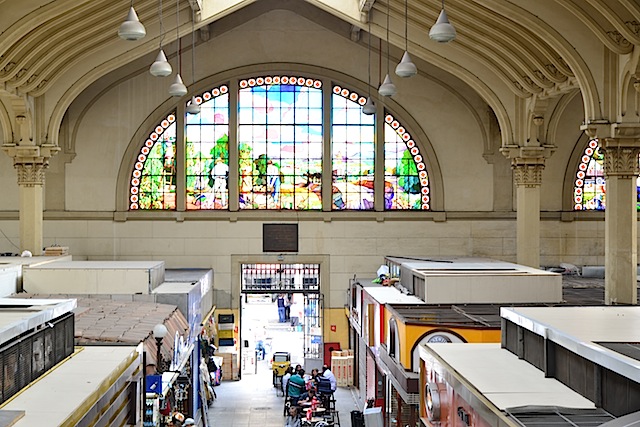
{"left": 263, "top": 223, "right": 298, "bottom": 252}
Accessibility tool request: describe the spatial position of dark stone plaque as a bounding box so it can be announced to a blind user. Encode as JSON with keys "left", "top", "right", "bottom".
{"left": 263, "top": 223, "right": 298, "bottom": 252}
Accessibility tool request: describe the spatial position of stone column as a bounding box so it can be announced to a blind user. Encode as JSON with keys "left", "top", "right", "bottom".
{"left": 2, "top": 144, "right": 59, "bottom": 255}
{"left": 600, "top": 139, "right": 640, "bottom": 304}
{"left": 501, "top": 141, "right": 555, "bottom": 268}
{"left": 512, "top": 160, "right": 544, "bottom": 268}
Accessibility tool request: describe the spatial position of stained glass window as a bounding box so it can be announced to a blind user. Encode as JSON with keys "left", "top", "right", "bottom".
{"left": 384, "top": 113, "right": 430, "bottom": 209}
{"left": 331, "top": 86, "right": 375, "bottom": 210}
{"left": 130, "top": 75, "right": 431, "bottom": 212}
{"left": 186, "top": 85, "right": 230, "bottom": 210}
{"left": 573, "top": 138, "right": 640, "bottom": 211}
{"left": 238, "top": 76, "right": 323, "bottom": 210}
{"left": 129, "top": 112, "right": 176, "bottom": 210}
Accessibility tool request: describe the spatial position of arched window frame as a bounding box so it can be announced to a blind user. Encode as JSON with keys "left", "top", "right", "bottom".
{"left": 573, "top": 138, "right": 640, "bottom": 211}
{"left": 388, "top": 318, "right": 400, "bottom": 361}
{"left": 127, "top": 73, "right": 432, "bottom": 212}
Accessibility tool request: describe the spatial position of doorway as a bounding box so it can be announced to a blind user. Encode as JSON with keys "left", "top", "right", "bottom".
{"left": 239, "top": 263, "right": 323, "bottom": 376}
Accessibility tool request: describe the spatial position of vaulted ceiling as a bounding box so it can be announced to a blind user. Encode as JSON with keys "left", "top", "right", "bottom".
{"left": 0, "top": 0, "right": 639, "bottom": 145}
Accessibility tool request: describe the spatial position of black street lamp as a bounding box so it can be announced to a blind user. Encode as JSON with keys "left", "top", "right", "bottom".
{"left": 153, "top": 323, "right": 168, "bottom": 373}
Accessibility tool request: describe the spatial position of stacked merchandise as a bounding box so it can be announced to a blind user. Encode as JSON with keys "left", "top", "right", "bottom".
{"left": 330, "top": 349, "right": 354, "bottom": 386}
{"left": 44, "top": 246, "right": 69, "bottom": 256}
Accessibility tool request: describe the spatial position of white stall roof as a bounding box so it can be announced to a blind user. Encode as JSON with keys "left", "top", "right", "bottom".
{"left": 422, "top": 343, "right": 595, "bottom": 410}
{"left": 501, "top": 306, "right": 640, "bottom": 380}
{"left": 363, "top": 286, "right": 424, "bottom": 304}
{"left": 153, "top": 282, "right": 197, "bottom": 293}
{"left": 0, "top": 298, "right": 76, "bottom": 344}
{"left": 24, "top": 260, "right": 163, "bottom": 269}
{"left": 3, "top": 346, "right": 139, "bottom": 426}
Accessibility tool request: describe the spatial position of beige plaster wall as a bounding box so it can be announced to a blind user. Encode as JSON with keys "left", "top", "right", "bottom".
{"left": 0, "top": 7, "right": 613, "bottom": 308}
{"left": 63, "top": 9, "right": 493, "bottom": 212}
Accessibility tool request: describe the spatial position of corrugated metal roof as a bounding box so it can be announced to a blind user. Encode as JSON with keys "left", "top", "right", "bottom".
{"left": 11, "top": 294, "right": 188, "bottom": 367}
{"left": 387, "top": 276, "right": 609, "bottom": 328}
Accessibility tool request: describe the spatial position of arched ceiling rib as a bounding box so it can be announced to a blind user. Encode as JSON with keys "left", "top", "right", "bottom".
{"left": 0, "top": 0, "right": 638, "bottom": 140}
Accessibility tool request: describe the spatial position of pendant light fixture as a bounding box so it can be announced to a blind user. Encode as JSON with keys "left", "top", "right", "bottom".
{"left": 118, "top": 1, "right": 146, "bottom": 41}
{"left": 362, "top": 12, "right": 376, "bottom": 115}
{"left": 395, "top": 0, "right": 417, "bottom": 78}
{"left": 429, "top": 0, "right": 456, "bottom": 43}
{"left": 168, "top": 0, "right": 188, "bottom": 97}
{"left": 150, "top": 0, "right": 172, "bottom": 77}
{"left": 378, "top": 0, "right": 396, "bottom": 97}
{"left": 185, "top": 7, "right": 201, "bottom": 115}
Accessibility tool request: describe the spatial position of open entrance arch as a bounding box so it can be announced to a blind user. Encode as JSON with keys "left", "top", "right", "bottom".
{"left": 239, "top": 263, "right": 323, "bottom": 376}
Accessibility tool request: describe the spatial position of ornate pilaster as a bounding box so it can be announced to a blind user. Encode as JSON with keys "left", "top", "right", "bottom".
{"left": 2, "top": 137, "right": 59, "bottom": 255}
{"left": 501, "top": 142, "right": 555, "bottom": 268}
{"left": 596, "top": 133, "right": 640, "bottom": 305}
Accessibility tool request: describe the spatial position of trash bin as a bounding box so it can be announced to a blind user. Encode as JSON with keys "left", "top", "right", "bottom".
{"left": 351, "top": 410, "right": 365, "bottom": 427}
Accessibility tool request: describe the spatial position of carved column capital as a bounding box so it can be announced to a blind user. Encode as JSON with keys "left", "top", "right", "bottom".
{"left": 599, "top": 138, "right": 640, "bottom": 178}
{"left": 15, "top": 162, "right": 46, "bottom": 186}
{"left": 512, "top": 161, "right": 545, "bottom": 187}
{"left": 2, "top": 143, "right": 60, "bottom": 186}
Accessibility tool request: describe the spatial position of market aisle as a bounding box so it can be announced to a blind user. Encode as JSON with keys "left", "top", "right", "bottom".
{"left": 206, "top": 357, "right": 360, "bottom": 427}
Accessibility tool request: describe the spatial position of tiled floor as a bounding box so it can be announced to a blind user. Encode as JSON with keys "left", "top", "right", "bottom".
{"left": 206, "top": 360, "right": 360, "bottom": 427}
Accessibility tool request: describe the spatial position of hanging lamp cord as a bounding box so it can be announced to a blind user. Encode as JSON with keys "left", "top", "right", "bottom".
{"left": 159, "top": 0, "right": 165, "bottom": 49}
{"left": 404, "top": 0, "right": 408, "bottom": 51}
{"left": 191, "top": 7, "right": 196, "bottom": 84}
{"left": 386, "top": 0, "right": 390, "bottom": 74}
{"left": 176, "top": 0, "right": 181, "bottom": 74}
{"left": 367, "top": 11, "right": 372, "bottom": 97}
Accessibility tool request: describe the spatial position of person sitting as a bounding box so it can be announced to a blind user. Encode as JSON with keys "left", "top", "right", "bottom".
{"left": 168, "top": 412, "right": 185, "bottom": 426}
{"left": 297, "top": 388, "right": 318, "bottom": 405}
{"left": 284, "top": 405, "right": 301, "bottom": 427}
{"left": 316, "top": 375, "right": 332, "bottom": 395}
{"left": 282, "top": 366, "right": 293, "bottom": 396}
{"left": 287, "top": 369, "right": 306, "bottom": 405}
{"left": 321, "top": 365, "right": 337, "bottom": 392}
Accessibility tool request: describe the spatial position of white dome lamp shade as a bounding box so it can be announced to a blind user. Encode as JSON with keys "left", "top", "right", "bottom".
{"left": 429, "top": 7, "right": 456, "bottom": 43}
{"left": 169, "top": 74, "right": 188, "bottom": 97}
{"left": 186, "top": 96, "right": 201, "bottom": 114}
{"left": 395, "top": 51, "right": 417, "bottom": 78}
{"left": 362, "top": 11, "right": 376, "bottom": 115}
{"left": 150, "top": 50, "right": 172, "bottom": 77}
{"left": 378, "top": 1, "right": 396, "bottom": 97}
{"left": 395, "top": 0, "right": 417, "bottom": 78}
{"left": 378, "top": 74, "right": 397, "bottom": 97}
{"left": 118, "top": 6, "right": 146, "bottom": 41}
{"left": 362, "top": 97, "right": 376, "bottom": 115}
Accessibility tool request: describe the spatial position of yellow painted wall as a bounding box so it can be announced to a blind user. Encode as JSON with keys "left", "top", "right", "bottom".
{"left": 384, "top": 311, "right": 501, "bottom": 369}
{"left": 323, "top": 307, "right": 350, "bottom": 351}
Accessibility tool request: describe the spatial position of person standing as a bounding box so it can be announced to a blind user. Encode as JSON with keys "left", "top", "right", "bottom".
{"left": 284, "top": 293, "right": 291, "bottom": 322}
{"left": 277, "top": 294, "right": 286, "bottom": 323}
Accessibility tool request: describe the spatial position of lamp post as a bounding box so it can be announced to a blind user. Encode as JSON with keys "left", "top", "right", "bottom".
{"left": 153, "top": 323, "right": 168, "bottom": 373}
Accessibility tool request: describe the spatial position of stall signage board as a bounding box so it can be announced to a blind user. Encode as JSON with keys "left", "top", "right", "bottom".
{"left": 263, "top": 224, "right": 298, "bottom": 252}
